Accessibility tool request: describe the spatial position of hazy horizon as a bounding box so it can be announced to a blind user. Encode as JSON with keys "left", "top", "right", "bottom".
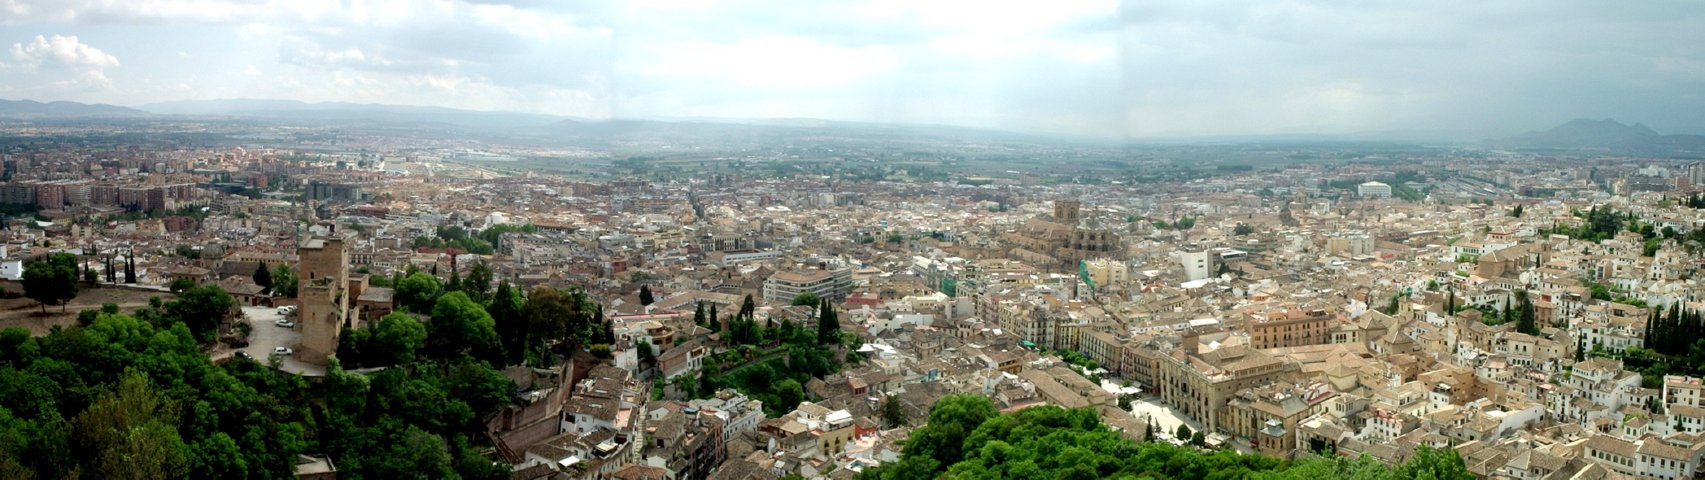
{"left": 3, "top": 0, "right": 1704, "bottom": 140}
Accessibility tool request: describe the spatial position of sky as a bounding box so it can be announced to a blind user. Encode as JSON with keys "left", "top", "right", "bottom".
{"left": 2, "top": 0, "right": 1705, "bottom": 140}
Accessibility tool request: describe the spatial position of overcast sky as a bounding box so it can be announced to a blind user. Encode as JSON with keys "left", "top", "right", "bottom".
{"left": 2, "top": 0, "right": 1704, "bottom": 139}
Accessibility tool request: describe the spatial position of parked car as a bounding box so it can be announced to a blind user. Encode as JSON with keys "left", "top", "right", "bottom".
{"left": 234, "top": 351, "right": 252, "bottom": 360}
{"left": 228, "top": 338, "right": 250, "bottom": 348}
{"left": 272, "top": 347, "right": 293, "bottom": 356}
{"left": 275, "top": 319, "right": 296, "bottom": 328}
{"left": 276, "top": 305, "right": 297, "bottom": 315}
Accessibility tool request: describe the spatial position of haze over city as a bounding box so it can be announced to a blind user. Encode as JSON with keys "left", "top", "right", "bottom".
{"left": 3, "top": 0, "right": 1705, "bottom": 139}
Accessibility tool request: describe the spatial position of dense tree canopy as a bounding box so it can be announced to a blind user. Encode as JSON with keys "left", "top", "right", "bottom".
{"left": 396, "top": 272, "right": 444, "bottom": 313}
{"left": 166, "top": 285, "right": 237, "bottom": 343}
{"left": 0, "top": 300, "right": 522, "bottom": 479}
{"left": 859, "top": 395, "right": 1474, "bottom": 480}
{"left": 427, "top": 292, "right": 503, "bottom": 365}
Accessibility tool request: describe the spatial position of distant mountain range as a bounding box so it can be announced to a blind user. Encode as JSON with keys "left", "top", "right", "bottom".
{"left": 0, "top": 99, "right": 145, "bottom": 117}
{"left": 1490, "top": 118, "right": 1705, "bottom": 156}
{"left": 9, "top": 98, "right": 1705, "bottom": 155}
{"left": 0, "top": 98, "right": 1083, "bottom": 148}
{"left": 139, "top": 99, "right": 573, "bottom": 131}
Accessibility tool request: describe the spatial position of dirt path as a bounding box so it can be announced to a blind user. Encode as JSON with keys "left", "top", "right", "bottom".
{"left": 0, "top": 281, "right": 175, "bottom": 335}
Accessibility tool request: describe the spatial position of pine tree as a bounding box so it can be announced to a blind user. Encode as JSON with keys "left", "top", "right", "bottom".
{"left": 694, "top": 301, "right": 706, "bottom": 326}
{"left": 639, "top": 285, "right": 654, "bottom": 306}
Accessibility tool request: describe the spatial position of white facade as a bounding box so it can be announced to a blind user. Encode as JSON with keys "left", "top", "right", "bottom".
{"left": 1358, "top": 181, "right": 1393, "bottom": 198}
{"left": 1173, "top": 249, "right": 1214, "bottom": 282}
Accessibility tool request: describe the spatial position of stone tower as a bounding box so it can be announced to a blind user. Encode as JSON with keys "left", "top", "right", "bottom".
{"left": 296, "top": 236, "right": 349, "bottom": 365}
{"left": 1053, "top": 200, "right": 1081, "bottom": 223}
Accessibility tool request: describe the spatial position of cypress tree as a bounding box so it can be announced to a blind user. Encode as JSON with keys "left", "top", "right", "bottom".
{"left": 817, "top": 297, "right": 840, "bottom": 344}
{"left": 1645, "top": 308, "right": 1656, "bottom": 347}
{"left": 694, "top": 301, "right": 706, "bottom": 326}
{"left": 123, "top": 251, "right": 136, "bottom": 284}
{"left": 1501, "top": 296, "right": 1512, "bottom": 325}
{"left": 709, "top": 304, "right": 720, "bottom": 333}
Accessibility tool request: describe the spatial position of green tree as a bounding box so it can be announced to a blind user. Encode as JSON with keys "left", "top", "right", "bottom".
{"left": 882, "top": 394, "right": 907, "bottom": 428}
{"left": 426, "top": 292, "right": 503, "bottom": 365}
{"left": 22, "top": 253, "right": 78, "bottom": 313}
{"left": 792, "top": 291, "right": 820, "bottom": 307}
{"left": 693, "top": 301, "right": 706, "bottom": 326}
{"left": 1176, "top": 424, "right": 1192, "bottom": 441}
{"left": 368, "top": 426, "right": 455, "bottom": 479}
{"left": 168, "top": 277, "right": 196, "bottom": 292}
{"left": 396, "top": 271, "right": 444, "bottom": 313}
{"left": 166, "top": 285, "right": 236, "bottom": 344}
{"left": 489, "top": 281, "right": 526, "bottom": 365}
{"left": 1515, "top": 290, "right": 1539, "bottom": 335}
{"left": 371, "top": 312, "right": 428, "bottom": 366}
{"left": 464, "top": 261, "right": 493, "bottom": 304}
{"left": 523, "top": 286, "right": 595, "bottom": 361}
{"left": 708, "top": 304, "right": 720, "bottom": 332}
{"left": 1233, "top": 223, "right": 1255, "bottom": 236}
{"left": 270, "top": 264, "right": 297, "bottom": 298}
{"left": 1394, "top": 445, "right": 1476, "bottom": 480}
{"left": 776, "top": 379, "right": 804, "bottom": 412}
{"left": 635, "top": 339, "right": 656, "bottom": 372}
{"left": 445, "top": 270, "right": 463, "bottom": 293}
{"left": 638, "top": 285, "right": 654, "bottom": 306}
{"left": 817, "top": 298, "right": 840, "bottom": 344}
{"left": 71, "top": 370, "right": 189, "bottom": 480}
{"left": 252, "top": 263, "right": 273, "bottom": 293}
{"left": 124, "top": 252, "right": 136, "bottom": 284}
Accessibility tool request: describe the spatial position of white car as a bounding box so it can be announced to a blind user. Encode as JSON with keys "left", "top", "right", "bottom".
{"left": 275, "top": 319, "right": 296, "bottom": 328}
{"left": 276, "top": 305, "right": 297, "bottom": 315}
{"left": 272, "top": 347, "right": 293, "bottom": 356}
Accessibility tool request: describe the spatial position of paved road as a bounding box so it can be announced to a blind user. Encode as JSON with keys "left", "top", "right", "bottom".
{"left": 213, "top": 306, "right": 325, "bottom": 376}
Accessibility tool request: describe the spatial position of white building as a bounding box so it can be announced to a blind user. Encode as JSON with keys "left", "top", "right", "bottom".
{"left": 1358, "top": 181, "right": 1393, "bottom": 198}
{"left": 1173, "top": 247, "right": 1215, "bottom": 282}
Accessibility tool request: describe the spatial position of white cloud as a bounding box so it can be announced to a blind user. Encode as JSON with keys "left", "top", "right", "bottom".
{"left": 9, "top": 34, "right": 118, "bottom": 69}
{"left": 5, "top": 0, "right": 1705, "bottom": 138}
{"left": 243, "top": 64, "right": 260, "bottom": 76}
